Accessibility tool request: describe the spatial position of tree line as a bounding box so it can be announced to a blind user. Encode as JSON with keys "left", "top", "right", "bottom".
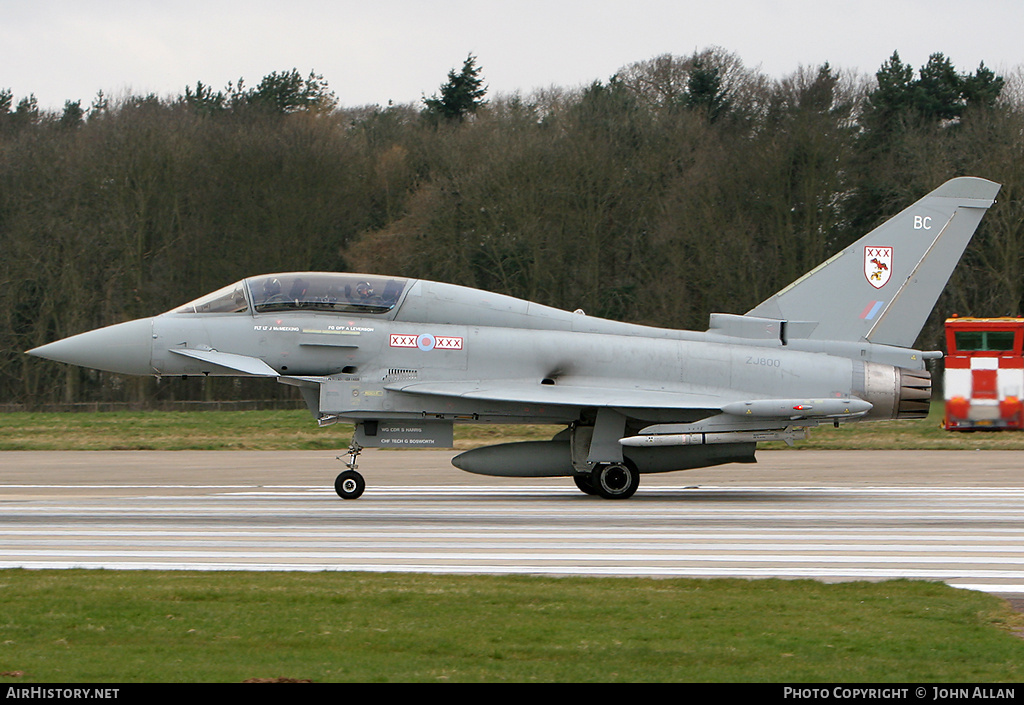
{"left": 3, "top": 49, "right": 1022, "bottom": 405}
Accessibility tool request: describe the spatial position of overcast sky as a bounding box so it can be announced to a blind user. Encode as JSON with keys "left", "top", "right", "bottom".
{"left": 4, "top": 0, "right": 1024, "bottom": 112}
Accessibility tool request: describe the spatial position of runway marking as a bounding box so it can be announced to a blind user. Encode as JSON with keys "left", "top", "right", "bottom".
{"left": 4, "top": 483, "right": 1024, "bottom": 595}
{"left": 1, "top": 561, "right": 1024, "bottom": 588}
{"left": 4, "top": 549, "right": 1024, "bottom": 572}
{"left": 7, "top": 484, "right": 1024, "bottom": 495}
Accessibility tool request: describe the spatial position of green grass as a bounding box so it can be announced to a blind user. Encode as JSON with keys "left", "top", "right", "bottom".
{"left": 761, "top": 402, "right": 1024, "bottom": 450}
{"left": 3, "top": 410, "right": 1023, "bottom": 683}
{"left": 0, "top": 409, "right": 558, "bottom": 451}
{"left": 2, "top": 403, "right": 1024, "bottom": 450}
{"left": 0, "top": 571, "right": 1021, "bottom": 683}
{"left": 0, "top": 409, "right": 342, "bottom": 451}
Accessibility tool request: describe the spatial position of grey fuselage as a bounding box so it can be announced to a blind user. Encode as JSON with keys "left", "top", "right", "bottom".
{"left": 27, "top": 270, "right": 932, "bottom": 482}
{"left": 144, "top": 276, "right": 914, "bottom": 429}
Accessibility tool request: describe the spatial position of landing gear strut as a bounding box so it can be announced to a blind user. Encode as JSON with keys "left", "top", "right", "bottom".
{"left": 334, "top": 442, "right": 366, "bottom": 499}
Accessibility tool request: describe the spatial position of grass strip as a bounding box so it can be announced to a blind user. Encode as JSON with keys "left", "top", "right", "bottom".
{"left": 0, "top": 571, "right": 1022, "bottom": 683}
{"left": 3, "top": 403, "right": 1024, "bottom": 451}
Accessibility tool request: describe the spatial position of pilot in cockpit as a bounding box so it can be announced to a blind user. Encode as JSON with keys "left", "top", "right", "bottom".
{"left": 355, "top": 281, "right": 374, "bottom": 301}
{"left": 288, "top": 278, "right": 309, "bottom": 304}
{"left": 262, "top": 277, "right": 283, "bottom": 302}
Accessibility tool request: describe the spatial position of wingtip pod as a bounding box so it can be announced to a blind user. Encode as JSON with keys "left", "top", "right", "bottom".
{"left": 746, "top": 176, "right": 1001, "bottom": 348}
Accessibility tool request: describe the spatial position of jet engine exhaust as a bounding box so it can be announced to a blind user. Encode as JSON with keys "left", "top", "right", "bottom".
{"left": 857, "top": 361, "right": 932, "bottom": 421}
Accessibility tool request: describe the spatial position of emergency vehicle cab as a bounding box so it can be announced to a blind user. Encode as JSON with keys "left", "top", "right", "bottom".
{"left": 943, "top": 316, "right": 1024, "bottom": 430}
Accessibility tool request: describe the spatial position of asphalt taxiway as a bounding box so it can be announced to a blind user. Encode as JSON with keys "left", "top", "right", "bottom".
{"left": 1, "top": 450, "right": 1022, "bottom": 596}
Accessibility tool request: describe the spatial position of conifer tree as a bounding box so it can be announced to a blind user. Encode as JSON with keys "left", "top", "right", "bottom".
{"left": 423, "top": 54, "right": 487, "bottom": 123}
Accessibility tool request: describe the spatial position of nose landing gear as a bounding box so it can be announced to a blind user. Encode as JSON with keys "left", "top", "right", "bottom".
{"left": 334, "top": 442, "right": 366, "bottom": 499}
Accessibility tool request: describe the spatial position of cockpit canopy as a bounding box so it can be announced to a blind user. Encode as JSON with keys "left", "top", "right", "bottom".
{"left": 174, "top": 273, "right": 409, "bottom": 316}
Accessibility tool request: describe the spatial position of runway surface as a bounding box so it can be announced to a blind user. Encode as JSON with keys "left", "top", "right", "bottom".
{"left": 2, "top": 449, "right": 1023, "bottom": 596}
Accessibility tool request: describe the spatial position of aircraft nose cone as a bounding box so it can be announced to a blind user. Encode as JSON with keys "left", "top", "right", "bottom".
{"left": 27, "top": 317, "right": 155, "bottom": 375}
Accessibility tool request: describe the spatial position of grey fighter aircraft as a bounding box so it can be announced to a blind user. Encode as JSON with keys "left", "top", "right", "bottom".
{"left": 28, "top": 177, "right": 1000, "bottom": 499}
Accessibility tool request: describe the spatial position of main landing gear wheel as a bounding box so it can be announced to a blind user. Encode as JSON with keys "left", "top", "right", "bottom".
{"left": 335, "top": 470, "right": 365, "bottom": 500}
{"left": 573, "top": 474, "right": 599, "bottom": 495}
{"left": 590, "top": 461, "right": 640, "bottom": 499}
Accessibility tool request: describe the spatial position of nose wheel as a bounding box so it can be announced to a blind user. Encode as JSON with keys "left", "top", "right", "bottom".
{"left": 334, "top": 470, "right": 365, "bottom": 499}
{"left": 334, "top": 442, "right": 366, "bottom": 499}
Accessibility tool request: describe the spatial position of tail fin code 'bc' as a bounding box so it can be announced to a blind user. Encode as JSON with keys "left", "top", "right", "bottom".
{"left": 746, "top": 177, "right": 1001, "bottom": 348}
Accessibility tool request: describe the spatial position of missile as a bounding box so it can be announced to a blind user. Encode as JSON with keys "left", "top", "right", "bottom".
{"left": 620, "top": 427, "right": 810, "bottom": 447}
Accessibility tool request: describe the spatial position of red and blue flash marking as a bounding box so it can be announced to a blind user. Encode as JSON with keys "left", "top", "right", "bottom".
{"left": 860, "top": 300, "right": 885, "bottom": 320}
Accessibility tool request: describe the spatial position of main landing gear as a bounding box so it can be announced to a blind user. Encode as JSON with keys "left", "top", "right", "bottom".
{"left": 574, "top": 461, "right": 640, "bottom": 499}
{"left": 334, "top": 442, "right": 366, "bottom": 499}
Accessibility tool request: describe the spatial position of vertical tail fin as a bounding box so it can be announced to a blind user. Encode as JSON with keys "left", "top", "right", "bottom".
{"left": 747, "top": 177, "right": 1000, "bottom": 347}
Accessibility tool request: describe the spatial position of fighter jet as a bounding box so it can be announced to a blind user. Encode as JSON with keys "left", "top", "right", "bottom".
{"left": 27, "top": 177, "right": 1000, "bottom": 499}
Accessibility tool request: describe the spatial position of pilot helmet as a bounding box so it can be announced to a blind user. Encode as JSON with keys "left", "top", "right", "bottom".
{"left": 263, "top": 277, "right": 281, "bottom": 297}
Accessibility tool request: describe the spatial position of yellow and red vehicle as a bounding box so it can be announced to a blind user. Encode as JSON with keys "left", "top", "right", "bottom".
{"left": 943, "top": 316, "right": 1024, "bottom": 430}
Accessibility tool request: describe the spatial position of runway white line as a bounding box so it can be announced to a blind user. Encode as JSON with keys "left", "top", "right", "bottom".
{"left": 3, "top": 539, "right": 1023, "bottom": 554}
{"left": 3, "top": 549, "right": 1024, "bottom": 570}
{"left": 1, "top": 561, "right": 1023, "bottom": 590}
{"left": 4, "top": 483, "right": 1024, "bottom": 595}
{"left": 22, "top": 485, "right": 1020, "bottom": 496}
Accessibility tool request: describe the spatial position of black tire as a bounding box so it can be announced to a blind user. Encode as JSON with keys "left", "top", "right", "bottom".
{"left": 334, "top": 470, "right": 366, "bottom": 499}
{"left": 573, "top": 474, "right": 599, "bottom": 495}
{"left": 590, "top": 462, "right": 639, "bottom": 499}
